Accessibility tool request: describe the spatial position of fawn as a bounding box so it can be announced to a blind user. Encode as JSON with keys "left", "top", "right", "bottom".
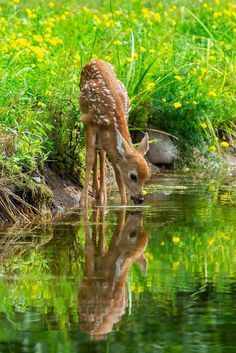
{"left": 78, "top": 208, "right": 148, "bottom": 339}
{"left": 79, "top": 59, "right": 149, "bottom": 207}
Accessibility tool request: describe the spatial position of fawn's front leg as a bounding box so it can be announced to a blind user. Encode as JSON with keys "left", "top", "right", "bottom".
{"left": 112, "top": 162, "right": 127, "bottom": 205}
{"left": 80, "top": 127, "right": 96, "bottom": 208}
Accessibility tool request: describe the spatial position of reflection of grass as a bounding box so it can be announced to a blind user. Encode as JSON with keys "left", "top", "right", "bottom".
{"left": 146, "top": 174, "right": 236, "bottom": 203}
{"left": 0, "top": 223, "right": 85, "bottom": 333}
{"left": 0, "top": 186, "right": 235, "bottom": 332}
{"left": 0, "top": 0, "right": 235, "bottom": 174}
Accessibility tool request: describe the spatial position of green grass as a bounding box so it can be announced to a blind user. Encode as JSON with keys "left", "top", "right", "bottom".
{"left": 0, "top": 0, "right": 235, "bottom": 175}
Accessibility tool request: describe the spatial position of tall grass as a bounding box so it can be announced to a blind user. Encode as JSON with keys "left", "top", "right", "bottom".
{"left": 0, "top": 0, "right": 235, "bottom": 175}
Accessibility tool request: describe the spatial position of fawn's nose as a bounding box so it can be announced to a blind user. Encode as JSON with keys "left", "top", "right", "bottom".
{"left": 131, "top": 195, "right": 144, "bottom": 204}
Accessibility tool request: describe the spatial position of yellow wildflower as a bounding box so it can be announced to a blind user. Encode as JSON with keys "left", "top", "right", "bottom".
{"left": 33, "top": 35, "right": 43, "bottom": 43}
{"left": 49, "top": 2, "right": 55, "bottom": 7}
{"left": 208, "top": 90, "right": 217, "bottom": 97}
{"left": 42, "top": 18, "right": 55, "bottom": 28}
{"left": 114, "top": 40, "right": 122, "bottom": 46}
{"left": 173, "top": 102, "right": 182, "bottom": 109}
{"left": 13, "top": 38, "right": 29, "bottom": 49}
{"left": 73, "top": 53, "right": 80, "bottom": 63}
{"left": 214, "top": 11, "right": 222, "bottom": 18}
{"left": 127, "top": 57, "right": 134, "bottom": 63}
{"left": 126, "top": 27, "right": 133, "bottom": 33}
{"left": 47, "top": 36, "right": 63, "bottom": 46}
{"left": 145, "top": 252, "right": 153, "bottom": 261}
{"left": 25, "top": 8, "right": 36, "bottom": 19}
{"left": 140, "top": 46, "right": 146, "bottom": 52}
{"left": 149, "top": 48, "right": 156, "bottom": 54}
{"left": 142, "top": 8, "right": 152, "bottom": 19}
{"left": 200, "top": 122, "right": 207, "bottom": 129}
{"left": 154, "top": 12, "right": 161, "bottom": 21}
{"left": 175, "top": 75, "right": 182, "bottom": 81}
{"left": 146, "top": 82, "right": 155, "bottom": 90}
{"left": 208, "top": 238, "right": 215, "bottom": 246}
{"left": 92, "top": 14, "right": 101, "bottom": 25}
{"left": 214, "top": 136, "right": 219, "bottom": 141}
{"left": 209, "top": 145, "right": 217, "bottom": 152}
{"left": 172, "top": 236, "right": 180, "bottom": 244}
{"left": 30, "top": 46, "right": 44, "bottom": 60}
{"left": 137, "top": 285, "right": 144, "bottom": 293}
{"left": 209, "top": 55, "right": 216, "bottom": 61}
{"left": 37, "top": 101, "right": 44, "bottom": 107}
{"left": 61, "top": 14, "right": 66, "bottom": 20}
{"left": 220, "top": 141, "right": 229, "bottom": 148}
{"left": 45, "top": 90, "right": 52, "bottom": 96}
{"left": 105, "top": 20, "right": 114, "bottom": 28}
{"left": 2, "top": 43, "right": 9, "bottom": 52}
{"left": 172, "top": 261, "right": 180, "bottom": 270}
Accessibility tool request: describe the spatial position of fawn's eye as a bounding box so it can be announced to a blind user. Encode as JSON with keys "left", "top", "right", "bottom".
{"left": 129, "top": 172, "right": 138, "bottom": 183}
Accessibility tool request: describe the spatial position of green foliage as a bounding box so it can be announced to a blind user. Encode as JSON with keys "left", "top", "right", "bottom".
{"left": 0, "top": 0, "right": 235, "bottom": 174}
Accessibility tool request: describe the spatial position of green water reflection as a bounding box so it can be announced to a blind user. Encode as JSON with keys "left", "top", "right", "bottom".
{"left": 0, "top": 174, "right": 235, "bottom": 353}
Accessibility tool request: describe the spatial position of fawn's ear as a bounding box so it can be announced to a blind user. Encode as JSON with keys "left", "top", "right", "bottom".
{"left": 135, "top": 255, "right": 147, "bottom": 273}
{"left": 137, "top": 133, "right": 149, "bottom": 156}
{"left": 116, "top": 129, "right": 131, "bottom": 157}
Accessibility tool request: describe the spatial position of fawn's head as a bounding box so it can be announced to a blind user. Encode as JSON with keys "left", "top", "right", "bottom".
{"left": 116, "top": 131, "right": 150, "bottom": 204}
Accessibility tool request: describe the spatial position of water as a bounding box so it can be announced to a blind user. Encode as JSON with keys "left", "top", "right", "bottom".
{"left": 0, "top": 173, "right": 236, "bottom": 353}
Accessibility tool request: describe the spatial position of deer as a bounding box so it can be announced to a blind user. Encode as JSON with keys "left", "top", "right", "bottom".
{"left": 78, "top": 208, "right": 148, "bottom": 339}
{"left": 79, "top": 59, "right": 149, "bottom": 208}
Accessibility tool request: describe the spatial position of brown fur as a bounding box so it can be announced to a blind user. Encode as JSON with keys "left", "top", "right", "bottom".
{"left": 79, "top": 59, "right": 149, "bottom": 207}
{"left": 78, "top": 209, "right": 148, "bottom": 338}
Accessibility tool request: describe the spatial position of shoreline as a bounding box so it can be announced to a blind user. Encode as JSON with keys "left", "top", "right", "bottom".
{"left": 1, "top": 154, "right": 235, "bottom": 225}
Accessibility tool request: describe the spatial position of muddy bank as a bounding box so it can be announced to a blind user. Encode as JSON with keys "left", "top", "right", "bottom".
{"left": 44, "top": 167, "right": 82, "bottom": 211}
{"left": 0, "top": 167, "right": 82, "bottom": 224}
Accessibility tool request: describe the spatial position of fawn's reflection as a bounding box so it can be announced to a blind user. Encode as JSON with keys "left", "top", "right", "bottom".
{"left": 78, "top": 208, "right": 148, "bottom": 339}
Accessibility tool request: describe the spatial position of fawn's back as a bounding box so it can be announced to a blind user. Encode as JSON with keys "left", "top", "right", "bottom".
{"left": 79, "top": 58, "right": 131, "bottom": 142}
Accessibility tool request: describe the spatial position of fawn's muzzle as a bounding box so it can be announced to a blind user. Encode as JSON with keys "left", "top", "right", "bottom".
{"left": 131, "top": 195, "right": 144, "bottom": 204}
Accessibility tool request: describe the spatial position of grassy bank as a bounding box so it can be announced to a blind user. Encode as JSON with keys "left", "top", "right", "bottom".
{"left": 0, "top": 0, "right": 235, "bottom": 185}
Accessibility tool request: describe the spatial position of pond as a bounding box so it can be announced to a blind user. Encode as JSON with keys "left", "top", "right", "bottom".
{"left": 0, "top": 172, "right": 236, "bottom": 353}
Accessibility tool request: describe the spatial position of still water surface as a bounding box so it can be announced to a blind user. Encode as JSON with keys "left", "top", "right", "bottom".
{"left": 0, "top": 173, "right": 236, "bottom": 353}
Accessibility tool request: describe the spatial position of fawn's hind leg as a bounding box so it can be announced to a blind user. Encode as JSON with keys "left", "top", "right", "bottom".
{"left": 92, "top": 150, "right": 99, "bottom": 199}
{"left": 80, "top": 127, "right": 96, "bottom": 208}
{"left": 98, "top": 150, "right": 107, "bottom": 205}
